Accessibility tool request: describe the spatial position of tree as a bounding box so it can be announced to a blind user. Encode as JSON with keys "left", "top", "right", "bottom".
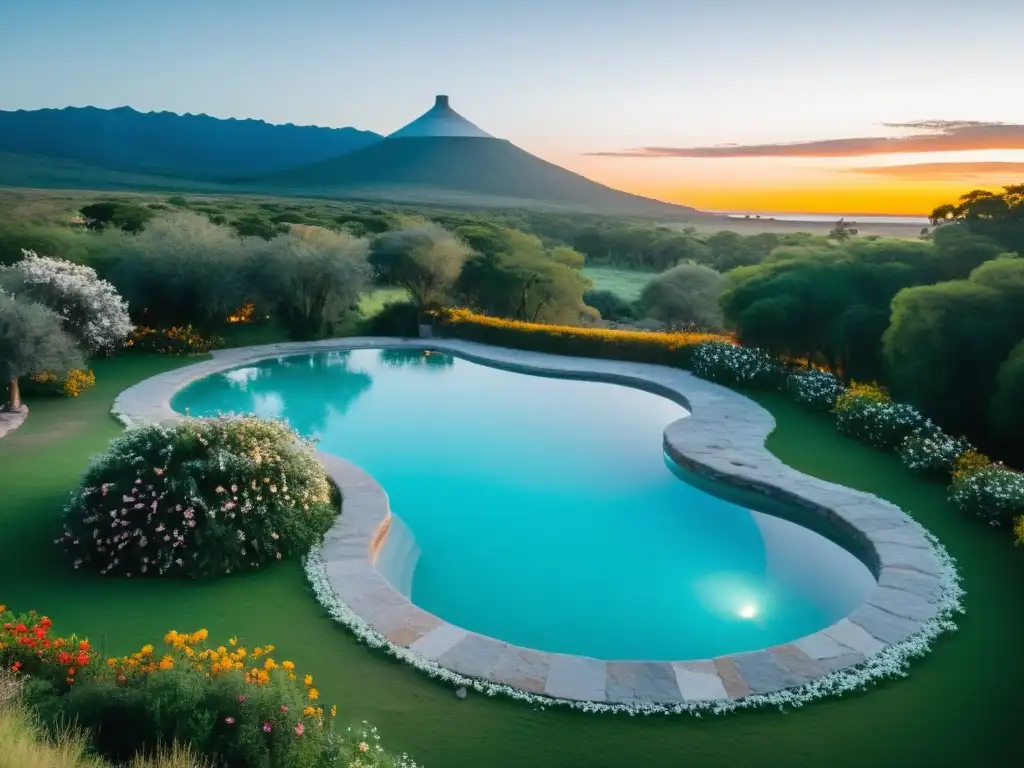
{"left": 990, "top": 340, "right": 1024, "bottom": 451}
{"left": 106, "top": 212, "right": 258, "bottom": 330}
{"left": 0, "top": 292, "right": 83, "bottom": 409}
{"left": 884, "top": 280, "right": 1018, "bottom": 437}
{"left": 828, "top": 219, "right": 859, "bottom": 242}
{"left": 0, "top": 250, "right": 133, "bottom": 354}
{"left": 369, "top": 223, "right": 472, "bottom": 308}
{"left": 79, "top": 201, "right": 154, "bottom": 234}
{"left": 638, "top": 263, "right": 724, "bottom": 331}
{"left": 548, "top": 245, "right": 585, "bottom": 270}
{"left": 584, "top": 289, "right": 639, "bottom": 322}
{"left": 721, "top": 247, "right": 920, "bottom": 377}
{"left": 930, "top": 184, "right": 1024, "bottom": 256}
{"left": 930, "top": 225, "right": 1009, "bottom": 281}
{"left": 457, "top": 250, "right": 588, "bottom": 324}
{"left": 252, "top": 225, "right": 371, "bottom": 340}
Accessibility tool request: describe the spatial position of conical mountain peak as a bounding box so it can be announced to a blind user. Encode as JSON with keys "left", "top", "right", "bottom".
{"left": 387, "top": 95, "right": 494, "bottom": 139}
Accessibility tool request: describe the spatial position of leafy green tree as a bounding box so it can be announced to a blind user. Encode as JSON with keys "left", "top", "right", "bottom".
{"left": 638, "top": 263, "right": 724, "bottom": 330}
{"left": 721, "top": 248, "right": 919, "bottom": 377}
{"left": 252, "top": 225, "right": 371, "bottom": 340}
{"left": 884, "top": 277, "right": 1019, "bottom": 436}
{"left": 370, "top": 223, "right": 472, "bottom": 308}
{"left": 990, "top": 340, "right": 1024, "bottom": 448}
{"left": 457, "top": 251, "right": 588, "bottom": 324}
{"left": 106, "top": 212, "right": 257, "bottom": 330}
{"left": 930, "top": 184, "right": 1024, "bottom": 256}
{"left": 79, "top": 201, "right": 154, "bottom": 234}
{"left": 0, "top": 292, "right": 83, "bottom": 408}
{"left": 548, "top": 245, "right": 586, "bottom": 270}
{"left": 828, "top": 219, "right": 859, "bottom": 241}
{"left": 930, "top": 225, "right": 1009, "bottom": 281}
{"left": 583, "top": 289, "right": 639, "bottom": 322}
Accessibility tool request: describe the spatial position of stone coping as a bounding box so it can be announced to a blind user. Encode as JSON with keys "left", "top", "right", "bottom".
{"left": 0, "top": 405, "right": 28, "bottom": 439}
{"left": 112, "top": 338, "right": 954, "bottom": 707}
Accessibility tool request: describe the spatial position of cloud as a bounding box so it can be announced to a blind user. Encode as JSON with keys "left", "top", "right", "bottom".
{"left": 848, "top": 161, "right": 1024, "bottom": 180}
{"left": 588, "top": 120, "right": 1024, "bottom": 158}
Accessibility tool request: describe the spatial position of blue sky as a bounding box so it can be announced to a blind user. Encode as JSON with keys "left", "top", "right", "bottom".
{"left": 3, "top": 0, "right": 1023, "bottom": 213}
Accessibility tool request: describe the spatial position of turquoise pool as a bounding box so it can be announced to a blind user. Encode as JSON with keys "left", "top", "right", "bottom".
{"left": 171, "top": 348, "right": 876, "bottom": 661}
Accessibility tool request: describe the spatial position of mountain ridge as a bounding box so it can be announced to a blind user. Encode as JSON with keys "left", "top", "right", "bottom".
{"left": 0, "top": 105, "right": 382, "bottom": 180}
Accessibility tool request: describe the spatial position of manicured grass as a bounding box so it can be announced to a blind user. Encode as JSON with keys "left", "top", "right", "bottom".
{"left": 359, "top": 287, "right": 409, "bottom": 317}
{"left": 581, "top": 266, "right": 655, "bottom": 301}
{"left": 1, "top": 359, "right": 1022, "bottom": 767}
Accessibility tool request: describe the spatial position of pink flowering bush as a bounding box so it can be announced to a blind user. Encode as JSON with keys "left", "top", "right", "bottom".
{"left": 57, "top": 416, "right": 336, "bottom": 579}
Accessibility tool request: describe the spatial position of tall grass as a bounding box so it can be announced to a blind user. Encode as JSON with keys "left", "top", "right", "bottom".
{"left": 0, "top": 673, "right": 210, "bottom": 768}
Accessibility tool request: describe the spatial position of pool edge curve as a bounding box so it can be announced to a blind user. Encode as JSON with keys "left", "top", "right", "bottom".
{"left": 111, "top": 337, "right": 964, "bottom": 713}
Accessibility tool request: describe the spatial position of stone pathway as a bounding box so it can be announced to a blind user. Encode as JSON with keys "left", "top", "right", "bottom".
{"left": 112, "top": 337, "right": 955, "bottom": 707}
{"left": 0, "top": 405, "right": 27, "bottom": 439}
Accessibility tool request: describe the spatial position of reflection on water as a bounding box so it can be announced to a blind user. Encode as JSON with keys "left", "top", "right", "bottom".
{"left": 172, "top": 348, "right": 876, "bottom": 661}
{"left": 216, "top": 351, "right": 373, "bottom": 436}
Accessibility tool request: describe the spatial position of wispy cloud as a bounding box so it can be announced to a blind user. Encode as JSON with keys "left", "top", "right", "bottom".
{"left": 588, "top": 121, "right": 1024, "bottom": 158}
{"left": 846, "top": 161, "right": 1024, "bottom": 180}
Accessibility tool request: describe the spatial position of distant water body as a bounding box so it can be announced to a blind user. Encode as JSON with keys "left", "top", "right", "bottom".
{"left": 723, "top": 212, "right": 930, "bottom": 225}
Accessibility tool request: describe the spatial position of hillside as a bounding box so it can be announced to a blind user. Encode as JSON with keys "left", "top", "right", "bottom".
{"left": 252, "top": 136, "right": 696, "bottom": 218}
{"left": 0, "top": 106, "right": 382, "bottom": 180}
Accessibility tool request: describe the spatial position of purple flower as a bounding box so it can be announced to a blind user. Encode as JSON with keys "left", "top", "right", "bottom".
{"left": 262, "top": 722, "right": 272, "bottom": 732}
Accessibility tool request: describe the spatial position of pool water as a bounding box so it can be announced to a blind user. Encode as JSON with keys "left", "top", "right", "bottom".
{"left": 172, "top": 349, "right": 876, "bottom": 661}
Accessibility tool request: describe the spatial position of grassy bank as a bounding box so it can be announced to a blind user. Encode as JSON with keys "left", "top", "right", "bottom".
{"left": 1, "top": 355, "right": 1021, "bottom": 767}
{"left": 581, "top": 266, "right": 654, "bottom": 301}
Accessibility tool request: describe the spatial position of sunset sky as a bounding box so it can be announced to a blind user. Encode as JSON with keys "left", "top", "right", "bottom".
{"left": 2, "top": 0, "right": 1023, "bottom": 215}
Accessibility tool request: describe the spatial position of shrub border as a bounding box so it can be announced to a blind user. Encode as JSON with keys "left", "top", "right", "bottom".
{"left": 112, "top": 338, "right": 963, "bottom": 714}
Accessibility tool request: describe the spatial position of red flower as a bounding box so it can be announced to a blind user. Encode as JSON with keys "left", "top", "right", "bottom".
{"left": 14, "top": 623, "right": 27, "bottom": 634}
{"left": 76, "top": 652, "right": 90, "bottom": 667}
{"left": 57, "top": 651, "right": 72, "bottom": 665}
{"left": 10, "top": 662, "right": 21, "bottom": 672}
{"left": 78, "top": 640, "right": 90, "bottom": 652}
{"left": 67, "top": 667, "right": 76, "bottom": 676}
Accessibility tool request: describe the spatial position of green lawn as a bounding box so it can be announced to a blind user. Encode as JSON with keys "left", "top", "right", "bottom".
{"left": 581, "top": 266, "right": 655, "bottom": 301}
{"left": 359, "top": 287, "right": 409, "bottom": 317}
{"left": 1, "top": 360, "right": 1021, "bottom": 767}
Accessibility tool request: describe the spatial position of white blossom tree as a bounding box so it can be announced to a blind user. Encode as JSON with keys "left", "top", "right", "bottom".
{"left": 0, "top": 250, "right": 133, "bottom": 354}
{"left": 0, "top": 292, "right": 83, "bottom": 409}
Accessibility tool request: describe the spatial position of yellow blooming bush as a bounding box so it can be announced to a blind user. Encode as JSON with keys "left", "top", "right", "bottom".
{"left": 436, "top": 307, "right": 732, "bottom": 368}
{"left": 125, "top": 325, "right": 223, "bottom": 355}
{"left": 23, "top": 626, "right": 417, "bottom": 768}
{"left": 26, "top": 368, "right": 96, "bottom": 398}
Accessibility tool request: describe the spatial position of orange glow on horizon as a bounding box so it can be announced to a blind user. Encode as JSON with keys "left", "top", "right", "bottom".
{"left": 554, "top": 150, "right": 1024, "bottom": 216}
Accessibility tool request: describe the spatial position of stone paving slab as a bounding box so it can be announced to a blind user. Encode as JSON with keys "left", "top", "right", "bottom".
{"left": 109, "top": 336, "right": 950, "bottom": 706}
{"left": 0, "top": 405, "right": 28, "bottom": 439}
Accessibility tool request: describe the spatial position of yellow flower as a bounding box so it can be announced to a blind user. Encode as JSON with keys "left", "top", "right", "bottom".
{"left": 303, "top": 706, "right": 316, "bottom": 716}
{"left": 263, "top": 658, "right": 277, "bottom": 671}
{"left": 330, "top": 705, "right": 337, "bottom": 718}
{"left": 229, "top": 636, "right": 237, "bottom": 646}
{"left": 106, "top": 658, "right": 117, "bottom": 667}
{"left": 282, "top": 660, "right": 295, "bottom": 671}
{"left": 159, "top": 656, "right": 174, "bottom": 671}
{"left": 139, "top": 644, "right": 154, "bottom": 656}
{"left": 307, "top": 687, "right": 319, "bottom": 701}
{"left": 303, "top": 674, "right": 313, "bottom": 687}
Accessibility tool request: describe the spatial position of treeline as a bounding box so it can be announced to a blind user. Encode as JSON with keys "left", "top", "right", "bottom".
{"left": 720, "top": 185, "right": 1024, "bottom": 461}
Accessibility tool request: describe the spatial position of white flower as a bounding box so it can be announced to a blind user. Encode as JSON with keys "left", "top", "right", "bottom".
{"left": 1, "top": 250, "right": 133, "bottom": 353}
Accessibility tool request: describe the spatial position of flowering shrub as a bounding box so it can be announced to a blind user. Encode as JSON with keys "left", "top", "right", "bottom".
{"left": 437, "top": 308, "right": 731, "bottom": 368}
{"left": 58, "top": 416, "right": 337, "bottom": 579}
{"left": 0, "top": 605, "right": 92, "bottom": 690}
{"left": 0, "top": 250, "right": 133, "bottom": 354}
{"left": 899, "top": 427, "right": 973, "bottom": 477}
{"left": 786, "top": 369, "right": 846, "bottom": 411}
{"left": 27, "top": 368, "right": 96, "bottom": 398}
{"left": 16, "top": 622, "right": 417, "bottom": 768}
{"left": 953, "top": 449, "right": 993, "bottom": 479}
{"left": 691, "top": 341, "right": 783, "bottom": 388}
{"left": 125, "top": 325, "right": 223, "bottom": 355}
{"left": 834, "top": 384, "right": 927, "bottom": 450}
{"left": 948, "top": 465, "right": 1024, "bottom": 528}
